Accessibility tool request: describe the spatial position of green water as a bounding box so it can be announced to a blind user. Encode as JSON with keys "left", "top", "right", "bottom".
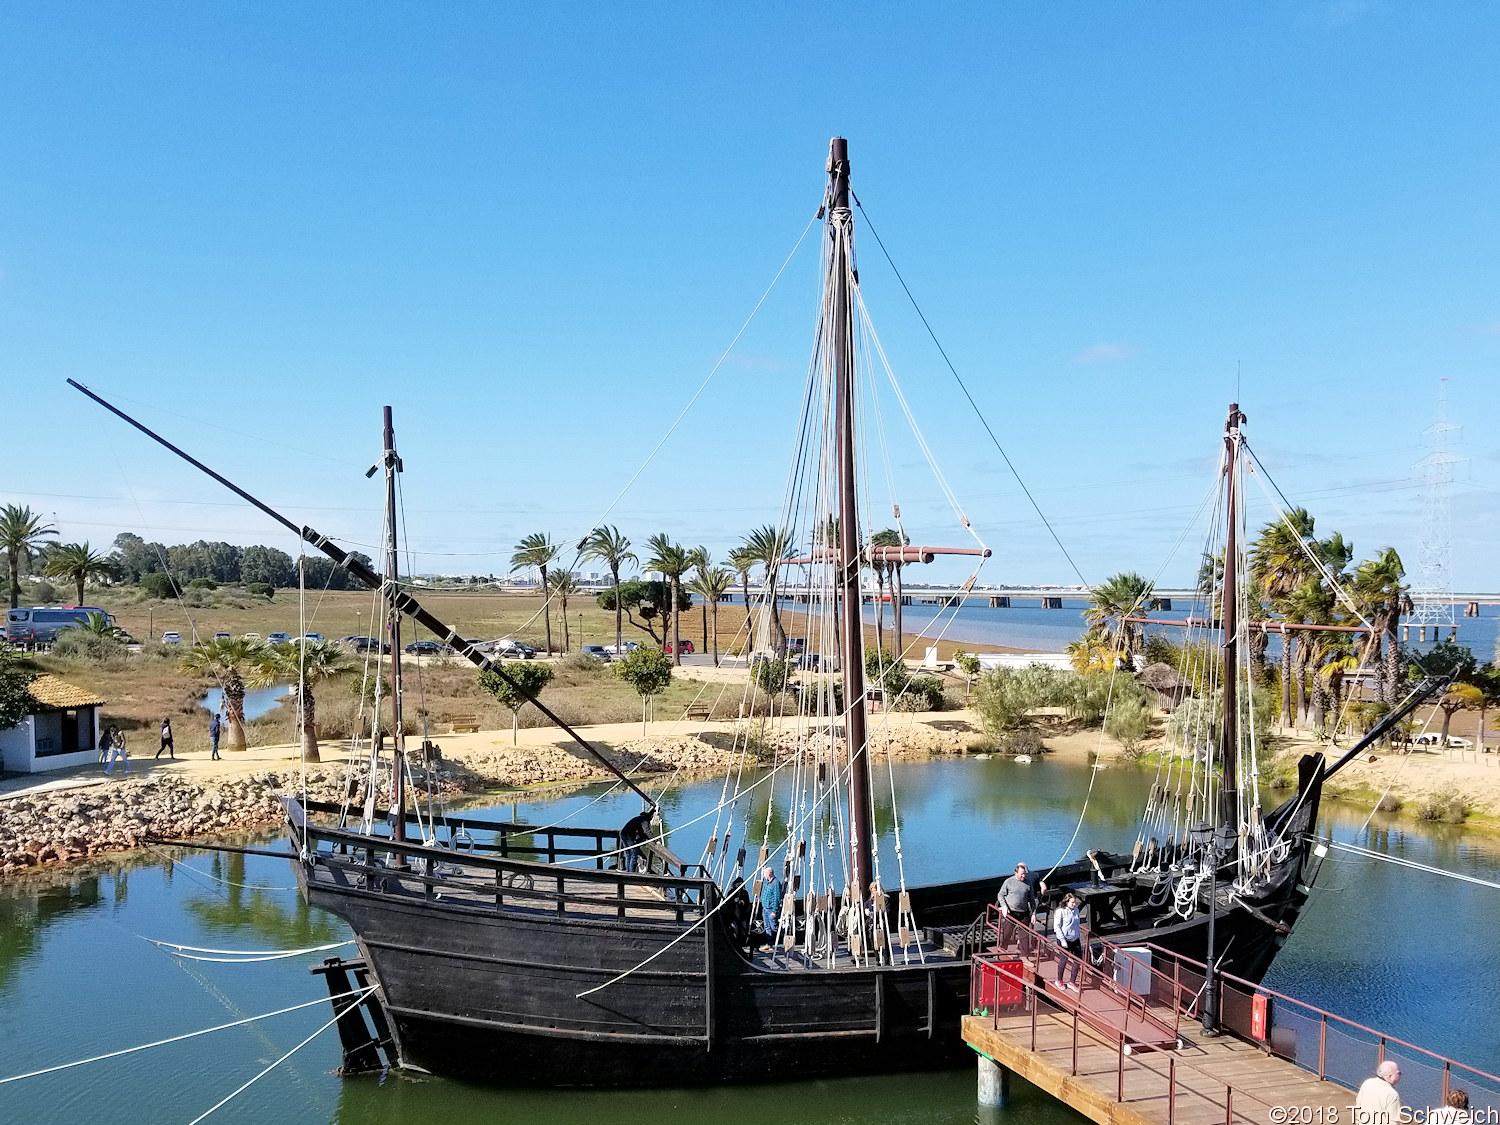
{"left": 0, "top": 756, "right": 1496, "bottom": 1124}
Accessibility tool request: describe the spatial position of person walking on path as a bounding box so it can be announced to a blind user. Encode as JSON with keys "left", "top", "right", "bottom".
{"left": 1354, "top": 1060, "right": 1402, "bottom": 1124}
{"left": 1052, "top": 892, "right": 1084, "bottom": 990}
{"left": 102, "top": 726, "right": 130, "bottom": 776}
{"left": 208, "top": 712, "right": 222, "bottom": 761}
{"left": 155, "top": 717, "right": 175, "bottom": 760}
{"left": 758, "top": 865, "right": 785, "bottom": 951}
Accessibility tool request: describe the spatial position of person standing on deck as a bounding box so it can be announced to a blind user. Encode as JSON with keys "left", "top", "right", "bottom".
{"left": 758, "top": 866, "right": 784, "bottom": 951}
{"left": 155, "top": 717, "right": 175, "bottom": 760}
{"left": 997, "top": 862, "right": 1046, "bottom": 925}
{"left": 1353, "top": 1060, "right": 1402, "bottom": 1124}
{"left": 1052, "top": 892, "right": 1084, "bottom": 991}
{"left": 208, "top": 712, "right": 222, "bottom": 761}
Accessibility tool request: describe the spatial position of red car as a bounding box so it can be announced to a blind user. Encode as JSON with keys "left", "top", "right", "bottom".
{"left": 664, "top": 640, "right": 695, "bottom": 655}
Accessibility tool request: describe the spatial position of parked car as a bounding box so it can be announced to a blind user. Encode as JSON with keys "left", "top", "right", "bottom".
{"left": 405, "top": 640, "right": 446, "bottom": 655}
{"left": 664, "top": 639, "right": 695, "bottom": 655}
{"left": 160, "top": 631, "right": 182, "bottom": 644}
{"left": 491, "top": 639, "right": 536, "bottom": 660}
{"left": 212, "top": 631, "right": 231, "bottom": 641}
{"left": 302, "top": 632, "right": 325, "bottom": 642}
{"left": 579, "top": 645, "right": 613, "bottom": 662}
{"left": 267, "top": 632, "right": 292, "bottom": 644}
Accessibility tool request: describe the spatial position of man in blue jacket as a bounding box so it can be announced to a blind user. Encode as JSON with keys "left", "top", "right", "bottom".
{"left": 758, "top": 865, "right": 784, "bottom": 951}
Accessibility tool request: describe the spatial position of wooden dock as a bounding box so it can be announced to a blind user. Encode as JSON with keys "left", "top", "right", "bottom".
{"left": 962, "top": 912, "right": 1500, "bottom": 1125}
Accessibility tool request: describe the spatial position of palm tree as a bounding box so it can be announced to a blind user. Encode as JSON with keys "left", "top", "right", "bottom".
{"left": 688, "top": 564, "right": 733, "bottom": 666}
{"left": 178, "top": 636, "right": 267, "bottom": 752}
{"left": 1067, "top": 627, "right": 1115, "bottom": 674}
{"left": 742, "top": 525, "right": 791, "bottom": 653}
{"left": 582, "top": 526, "right": 635, "bottom": 653}
{"left": 1352, "top": 548, "right": 1412, "bottom": 703}
{"left": 511, "top": 533, "right": 559, "bottom": 654}
{"left": 548, "top": 569, "right": 580, "bottom": 651}
{"left": 869, "top": 529, "right": 902, "bottom": 653}
{"left": 1251, "top": 509, "right": 1320, "bottom": 728}
{"left": 686, "top": 546, "right": 710, "bottom": 651}
{"left": 645, "top": 534, "right": 691, "bottom": 665}
{"left": 253, "top": 640, "right": 355, "bottom": 761}
{"left": 42, "top": 541, "right": 113, "bottom": 607}
{"left": 0, "top": 505, "right": 57, "bottom": 608}
{"left": 1083, "top": 572, "right": 1155, "bottom": 665}
{"left": 1283, "top": 576, "right": 1335, "bottom": 728}
{"left": 727, "top": 546, "right": 758, "bottom": 653}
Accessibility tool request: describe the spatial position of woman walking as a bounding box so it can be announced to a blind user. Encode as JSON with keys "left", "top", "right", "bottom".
{"left": 155, "top": 717, "right": 175, "bottom": 760}
{"left": 1052, "top": 892, "right": 1084, "bottom": 991}
{"left": 102, "top": 726, "right": 130, "bottom": 775}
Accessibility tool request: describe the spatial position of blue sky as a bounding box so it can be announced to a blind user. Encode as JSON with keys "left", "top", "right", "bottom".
{"left": 3, "top": 2, "right": 1498, "bottom": 589}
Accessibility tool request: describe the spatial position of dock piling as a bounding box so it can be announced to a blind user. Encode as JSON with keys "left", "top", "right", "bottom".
{"left": 976, "top": 1052, "right": 1010, "bottom": 1108}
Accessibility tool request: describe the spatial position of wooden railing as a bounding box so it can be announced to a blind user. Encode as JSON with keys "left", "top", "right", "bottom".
{"left": 288, "top": 799, "right": 716, "bottom": 924}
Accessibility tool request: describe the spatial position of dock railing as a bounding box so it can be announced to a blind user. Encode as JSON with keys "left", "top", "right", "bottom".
{"left": 970, "top": 935, "right": 1280, "bottom": 1124}
{"left": 1126, "top": 940, "right": 1500, "bottom": 1116}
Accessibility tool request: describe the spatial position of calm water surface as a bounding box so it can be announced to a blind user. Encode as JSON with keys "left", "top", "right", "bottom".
{"left": 1, "top": 757, "right": 1497, "bottom": 1124}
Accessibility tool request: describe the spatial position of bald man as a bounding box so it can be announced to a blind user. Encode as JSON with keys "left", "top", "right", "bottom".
{"left": 1354, "top": 1060, "right": 1402, "bottom": 1124}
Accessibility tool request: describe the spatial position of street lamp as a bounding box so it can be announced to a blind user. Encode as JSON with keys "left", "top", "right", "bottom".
{"left": 579, "top": 613, "right": 584, "bottom": 649}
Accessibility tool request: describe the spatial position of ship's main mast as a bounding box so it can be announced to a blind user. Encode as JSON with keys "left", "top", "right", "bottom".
{"left": 827, "top": 137, "right": 876, "bottom": 899}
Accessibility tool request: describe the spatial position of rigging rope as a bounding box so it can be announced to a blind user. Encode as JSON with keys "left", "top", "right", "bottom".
{"left": 1326, "top": 838, "right": 1500, "bottom": 891}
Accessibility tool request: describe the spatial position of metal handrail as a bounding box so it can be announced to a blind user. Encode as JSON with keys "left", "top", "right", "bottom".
{"left": 1128, "top": 939, "right": 1500, "bottom": 1088}
{"left": 970, "top": 950, "right": 1280, "bottom": 1124}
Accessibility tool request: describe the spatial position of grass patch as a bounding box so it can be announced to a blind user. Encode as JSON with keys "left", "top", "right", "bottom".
{"left": 1413, "top": 787, "right": 1471, "bottom": 825}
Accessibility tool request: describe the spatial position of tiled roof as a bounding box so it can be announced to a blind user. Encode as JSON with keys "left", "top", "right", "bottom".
{"left": 28, "top": 674, "right": 107, "bottom": 710}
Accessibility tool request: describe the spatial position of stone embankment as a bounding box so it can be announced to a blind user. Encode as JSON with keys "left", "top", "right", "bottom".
{"left": 0, "top": 733, "right": 759, "bottom": 875}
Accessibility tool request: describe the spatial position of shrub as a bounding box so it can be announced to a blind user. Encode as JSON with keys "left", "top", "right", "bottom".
{"left": 140, "top": 572, "right": 179, "bottom": 599}
{"left": 246, "top": 582, "right": 274, "bottom": 599}
{"left": 1002, "top": 728, "right": 1044, "bottom": 756}
{"left": 1413, "top": 788, "right": 1470, "bottom": 824}
{"left": 560, "top": 651, "right": 606, "bottom": 673}
{"left": 971, "top": 664, "right": 1068, "bottom": 734}
{"left": 892, "top": 674, "right": 945, "bottom": 712}
{"left": 50, "top": 630, "right": 128, "bottom": 664}
{"left": 1104, "top": 695, "right": 1153, "bottom": 758}
{"left": 752, "top": 656, "right": 791, "bottom": 695}
{"left": 186, "top": 577, "right": 217, "bottom": 591}
{"left": 865, "top": 649, "right": 910, "bottom": 694}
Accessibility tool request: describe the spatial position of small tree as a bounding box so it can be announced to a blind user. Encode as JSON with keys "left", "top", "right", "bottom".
{"left": 1437, "top": 682, "right": 1484, "bottom": 747}
{"left": 954, "top": 650, "right": 981, "bottom": 702}
{"left": 752, "top": 656, "right": 791, "bottom": 695}
{"left": 615, "top": 646, "right": 673, "bottom": 733}
{"left": 0, "top": 643, "right": 38, "bottom": 731}
{"left": 479, "top": 661, "right": 555, "bottom": 744}
{"left": 1105, "top": 695, "right": 1153, "bottom": 758}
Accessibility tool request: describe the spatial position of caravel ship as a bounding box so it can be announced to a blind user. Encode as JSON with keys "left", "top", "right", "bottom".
{"left": 72, "top": 137, "right": 1440, "bottom": 1088}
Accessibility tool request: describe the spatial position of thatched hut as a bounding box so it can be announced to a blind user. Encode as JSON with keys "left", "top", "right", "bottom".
{"left": 1137, "top": 662, "right": 1192, "bottom": 710}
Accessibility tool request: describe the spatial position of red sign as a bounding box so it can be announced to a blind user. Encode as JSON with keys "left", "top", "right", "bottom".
{"left": 978, "top": 959, "right": 1025, "bottom": 1008}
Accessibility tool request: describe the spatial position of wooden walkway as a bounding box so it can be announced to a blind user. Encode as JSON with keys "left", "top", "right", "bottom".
{"left": 964, "top": 1008, "right": 1343, "bottom": 1125}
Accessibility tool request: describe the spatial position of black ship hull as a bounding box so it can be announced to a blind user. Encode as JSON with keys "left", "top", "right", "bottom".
{"left": 287, "top": 756, "right": 1325, "bottom": 1088}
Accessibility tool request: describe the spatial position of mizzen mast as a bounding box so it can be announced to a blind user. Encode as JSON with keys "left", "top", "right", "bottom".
{"left": 1218, "top": 403, "right": 1245, "bottom": 828}
{"left": 380, "top": 406, "right": 408, "bottom": 844}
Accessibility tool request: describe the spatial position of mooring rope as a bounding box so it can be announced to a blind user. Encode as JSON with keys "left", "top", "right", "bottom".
{"left": 0, "top": 987, "right": 374, "bottom": 1086}
{"left": 184, "top": 987, "right": 377, "bottom": 1124}
{"left": 145, "top": 938, "right": 355, "bottom": 963}
{"left": 1325, "top": 838, "right": 1500, "bottom": 891}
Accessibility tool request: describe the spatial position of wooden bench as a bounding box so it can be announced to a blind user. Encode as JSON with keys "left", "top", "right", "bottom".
{"left": 449, "top": 715, "right": 480, "bottom": 734}
{"left": 683, "top": 702, "right": 713, "bottom": 722}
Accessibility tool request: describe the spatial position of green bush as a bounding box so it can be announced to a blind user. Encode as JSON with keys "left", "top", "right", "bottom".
{"left": 186, "top": 577, "right": 217, "bottom": 591}
{"left": 752, "top": 656, "right": 791, "bottom": 695}
{"left": 1104, "top": 694, "right": 1153, "bottom": 757}
{"left": 1413, "top": 788, "right": 1470, "bottom": 824}
{"left": 50, "top": 630, "right": 128, "bottom": 664}
{"left": 140, "top": 572, "right": 179, "bottom": 599}
{"left": 245, "top": 582, "right": 274, "bottom": 599}
{"left": 971, "top": 664, "right": 1069, "bottom": 733}
{"left": 892, "top": 674, "right": 945, "bottom": 711}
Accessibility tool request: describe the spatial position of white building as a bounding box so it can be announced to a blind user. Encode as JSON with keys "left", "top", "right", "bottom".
{"left": 0, "top": 674, "right": 105, "bottom": 774}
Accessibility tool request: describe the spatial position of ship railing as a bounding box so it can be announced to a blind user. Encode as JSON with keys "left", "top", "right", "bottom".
{"left": 289, "top": 801, "right": 718, "bottom": 925}
{"left": 968, "top": 952, "right": 1280, "bottom": 1125}
{"left": 301, "top": 799, "right": 634, "bottom": 866}
{"left": 1118, "top": 940, "right": 1500, "bottom": 1114}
